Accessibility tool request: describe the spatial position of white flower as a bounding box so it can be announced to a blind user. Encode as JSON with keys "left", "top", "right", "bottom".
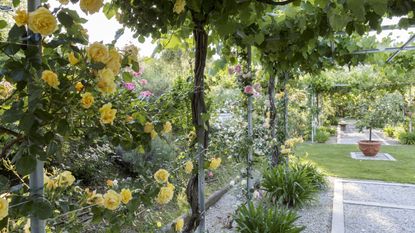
{"left": 230, "top": 180, "right": 235, "bottom": 186}
{"left": 112, "top": 179, "right": 118, "bottom": 187}
{"left": 240, "top": 179, "right": 247, "bottom": 186}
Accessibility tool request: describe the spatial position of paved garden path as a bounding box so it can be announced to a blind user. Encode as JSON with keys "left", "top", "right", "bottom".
{"left": 332, "top": 179, "right": 415, "bottom": 233}
{"left": 336, "top": 119, "right": 398, "bottom": 145}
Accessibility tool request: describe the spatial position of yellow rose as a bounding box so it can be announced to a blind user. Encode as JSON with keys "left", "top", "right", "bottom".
{"left": 87, "top": 42, "right": 109, "bottom": 63}
{"left": 106, "top": 179, "right": 113, "bottom": 187}
{"left": 41, "top": 70, "right": 60, "bottom": 89}
{"left": 59, "top": 0, "right": 70, "bottom": 5}
{"left": 281, "top": 148, "right": 291, "bottom": 155}
{"left": 97, "top": 68, "right": 116, "bottom": 94}
{"left": 175, "top": 218, "right": 184, "bottom": 232}
{"left": 28, "top": 7, "right": 57, "bottom": 36}
{"left": 0, "top": 80, "right": 13, "bottom": 100}
{"left": 105, "top": 49, "right": 121, "bottom": 74}
{"left": 154, "top": 169, "right": 169, "bottom": 184}
{"left": 125, "top": 115, "right": 134, "bottom": 123}
{"left": 80, "top": 92, "right": 94, "bottom": 109}
{"left": 44, "top": 175, "right": 57, "bottom": 190}
{"left": 120, "top": 188, "right": 132, "bottom": 204}
{"left": 156, "top": 221, "right": 162, "bottom": 228}
{"left": 99, "top": 103, "right": 117, "bottom": 125}
{"left": 163, "top": 121, "right": 172, "bottom": 134}
{"left": 155, "top": 186, "right": 174, "bottom": 205}
{"left": 151, "top": 130, "right": 158, "bottom": 140}
{"left": 75, "top": 81, "right": 84, "bottom": 92}
{"left": 68, "top": 52, "right": 80, "bottom": 65}
{"left": 144, "top": 122, "right": 154, "bottom": 133}
{"left": 14, "top": 8, "right": 28, "bottom": 27}
{"left": 184, "top": 160, "right": 193, "bottom": 174}
{"left": 56, "top": 171, "right": 76, "bottom": 187}
{"left": 173, "top": 0, "right": 186, "bottom": 14}
{"left": 0, "top": 197, "right": 8, "bottom": 221}
{"left": 94, "top": 194, "right": 104, "bottom": 205}
{"left": 80, "top": 0, "right": 104, "bottom": 14}
{"left": 103, "top": 190, "right": 121, "bottom": 210}
{"left": 209, "top": 158, "right": 222, "bottom": 170}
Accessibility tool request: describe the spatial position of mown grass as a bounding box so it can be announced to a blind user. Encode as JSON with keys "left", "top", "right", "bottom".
{"left": 296, "top": 143, "right": 415, "bottom": 184}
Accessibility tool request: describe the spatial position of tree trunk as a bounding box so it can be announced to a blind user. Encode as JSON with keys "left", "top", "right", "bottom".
{"left": 184, "top": 17, "right": 209, "bottom": 233}
{"left": 369, "top": 127, "right": 372, "bottom": 142}
{"left": 283, "top": 72, "right": 289, "bottom": 140}
{"left": 246, "top": 46, "right": 253, "bottom": 200}
{"left": 268, "top": 74, "right": 280, "bottom": 166}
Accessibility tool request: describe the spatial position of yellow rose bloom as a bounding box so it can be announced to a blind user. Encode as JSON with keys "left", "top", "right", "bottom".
{"left": 106, "top": 179, "right": 113, "bottom": 187}
{"left": 97, "top": 68, "right": 116, "bottom": 94}
{"left": 80, "top": 0, "right": 104, "bottom": 14}
{"left": 75, "top": 81, "right": 84, "bottom": 92}
{"left": 99, "top": 103, "right": 117, "bottom": 125}
{"left": 14, "top": 8, "right": 28, "bottom": 27}
{"left": 103, "top": 190, "right": 121, "bottom": 210}
{"left": 151, "top": 130, "right": 158, "bottom": 140}
{"left": 28, "top": 7, "right": 57, "bottom": 36}
{"left": 41, "top": 70, "right": 60, "bottom": 89}
{"left": 175, "top": 218, "right": 184, "bottom": 232}
{"left": 0, "top": 197, "right": 8, "bottom": 221}
{"left": 173, "top": 0, "right": 186, "bottom": 14}
{"left": 154, "top": 169, "right": 169, "bottom": 184}
{"left": 94, "top": 194, "right": 104, "bottom": 205}
{"left": 68, "top": 52, "right": 80, "bottom": 65}
{"left": 281, "top": 148, "right": 291, "bottom": 155}
{"left": 87, "top": 42, "right": 109, "bottom": 63}
{"left": 105, "top": 49, "right": 121, "bottom": 74}
{"left": 167, "top": 182, "right": 175, "bottom": 191}
{"left": 184, "top": 160, "right": 193, "bottom": 174}
{"left": 155, "top": 186, "right": 174, "bottom": 205}
{"left": 120, "top": 188, "right": 132, "bottom": 204}
{"left": 144, "top": 122, "right": 154, "bottom": 133}
{"left": 156, "top": 221, "right": 162, "bottom": 228}
{"left": 59, "top": 0, "right": 70, "bottom": 5}
{"left": 125, "top": 115, "right": 134, "bottom": 123}
{"left": 56, "top": 171, "right": 76, "bottom": 187}
{"left": 209, "top": 158, "right": 222, "bottom": 170}
{"left": 163, "top": 121, "right": 172, "bottom": 134}
{"left": 80, "top": 92, "right": 94, "bottom": 109}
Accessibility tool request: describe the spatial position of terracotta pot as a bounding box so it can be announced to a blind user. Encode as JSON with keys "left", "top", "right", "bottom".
{"left": 358, "top": 140, "right": 381, "bottom": 156}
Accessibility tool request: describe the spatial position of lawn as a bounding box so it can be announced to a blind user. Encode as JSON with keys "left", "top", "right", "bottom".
{"left": 296, "top": 143, "right": 415, "bottom": 184}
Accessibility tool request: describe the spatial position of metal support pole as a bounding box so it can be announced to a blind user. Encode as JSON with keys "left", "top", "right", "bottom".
{"left": 283, "top": 72, "right": 289, "bottom": 140}
{"left": 409, "top": 85, "right": 413, "bottom": 133}
{"left": 246, "top": 46, "right": 254, "bottom": 200}
{"left": 27, "top": 1, "right": 46, "bottom": 233}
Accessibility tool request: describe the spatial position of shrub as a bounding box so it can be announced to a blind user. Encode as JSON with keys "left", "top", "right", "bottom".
{"left": 262, "top": 164, "right": 319, "bottom": 208}
{"left": 290, "top": 162, "right": 326, "bottom": 189}
{"left": 234, "top": 202, "right": 304, "bottom": 233}
{"left": 315, "top": 128, "right": 330, "bottom": 143}
{"left": 399, "top": 131, "right": 415, "bottom": 145}
{"left": 383, "top": 125, "right": 395, "bottom": 138}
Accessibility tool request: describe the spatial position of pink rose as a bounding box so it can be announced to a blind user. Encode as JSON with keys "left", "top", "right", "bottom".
{"left": 139, "top": 79, "right": 148, "bottom": 86}
{"left": 208, "top": 171, "right": 214, "bottom": 177}
{"left": 234, "top": 64, "right": 242, "bottom": 74}
{"left": 123, "top": 82, "right": 136, "bottom": 91}
{"left": 133, "top": 71, "right": 142, "bottom": 78}
{"left": 244, "top": 85, "right": 254, "bottom": 95}
{"left": 140, "top": 90, "right": 153, "bottom": 97}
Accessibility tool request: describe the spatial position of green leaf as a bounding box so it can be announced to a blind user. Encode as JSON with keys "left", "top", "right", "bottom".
{"left": 12, "top": 0, "right": 20, "bottom": 7}
{"left": 103, "top": 3, "right": 116, "bottom": 19}
{"left": 367, "top": 0, "right": 387, "bottom": 16}
{"left": 328, "top": 10, "right": 351, "bottom": 31}
{"left": 347, "top": 0, "right": 366, "bottom": 20}
{"left": 89, "top": 62, "right": 106, "bottom": 70}
{"left": 9, "top": 69, "right": 30, "bottom": 82}
{"left": 19, "top": 113, "right": 35, "bottom": 133}
{"left": 16, "top": 155, "right": 37, "bottom": 175}
{"left": 0, "top": 20, "right": 7, "bottom": 29}
{"left": 254, "top": 33, "right": 265, "bottom": 45}
{"left": 57, "top": 10, "right": 74, "bottom": 28}
{"left": 8, "top": 24, "right": 26, "bottom": 41}
{"left": 122, "top": 72, "right": 133, "bottom": 82}
{"left": 32, "top": 198, "right": 53, "bottom": 219}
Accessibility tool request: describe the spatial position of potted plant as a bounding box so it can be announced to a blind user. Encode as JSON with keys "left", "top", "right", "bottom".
{"left": 356, "top": 94, "right": 403, "bottom": 156}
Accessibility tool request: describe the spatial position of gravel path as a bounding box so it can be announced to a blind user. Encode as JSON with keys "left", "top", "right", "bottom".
{"left": 344, "top": 205, "right": 415, "bottom": 233}
{"left": 296, "top": 177, "right": 334, "bottom": 233}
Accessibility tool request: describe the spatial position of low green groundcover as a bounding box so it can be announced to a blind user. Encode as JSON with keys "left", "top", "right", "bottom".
{"left": 296, "top": 144, "right": 415, "bottom": 184}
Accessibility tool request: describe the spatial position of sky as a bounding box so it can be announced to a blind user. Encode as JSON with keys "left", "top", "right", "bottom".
{"left": 49, "top": 1, "right": 414, "bottom": 56}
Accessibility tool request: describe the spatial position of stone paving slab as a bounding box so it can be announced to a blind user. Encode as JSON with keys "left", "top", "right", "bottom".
{"left": 343, "top": 182, "right": 415, "bottom": 207}
{"left": 344, "top": 204, "right": 415, "bottom": 233}
{"left": 350, "top": 152, "right": 396, "bottom": 161}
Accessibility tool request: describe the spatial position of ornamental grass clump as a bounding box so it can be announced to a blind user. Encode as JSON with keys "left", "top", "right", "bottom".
{"left": 234, "top": 202, "right": 304, "bottom": 233}
{"left": 262, "top": 161, "right": 325, "bottom": 208}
